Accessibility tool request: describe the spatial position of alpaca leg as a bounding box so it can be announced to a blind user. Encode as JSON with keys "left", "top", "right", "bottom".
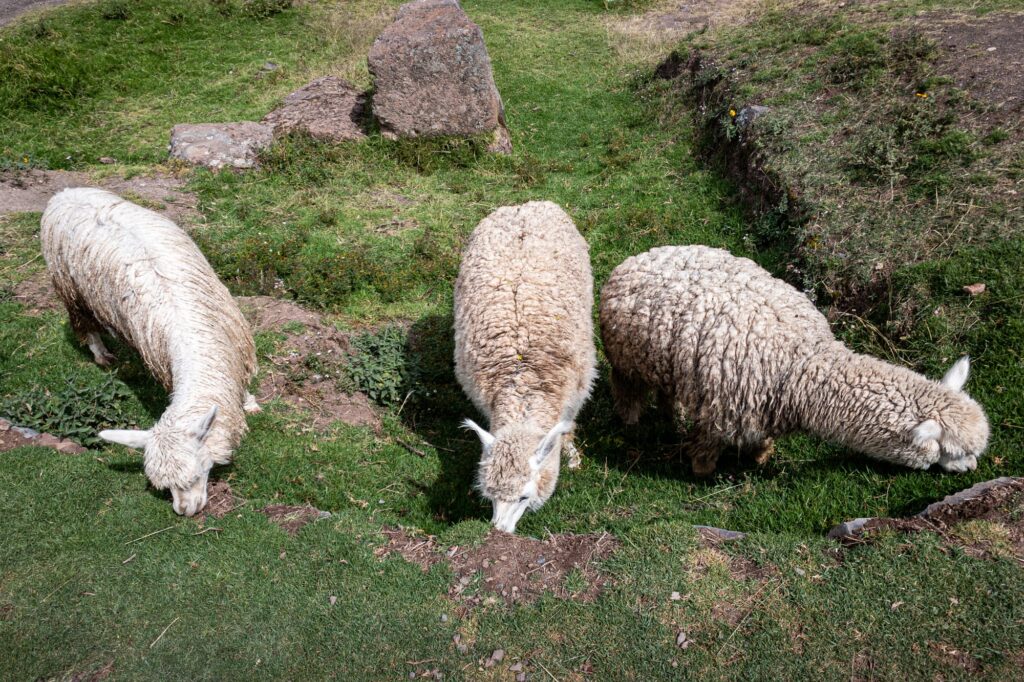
{"left": 752, "top": 437, "right": 775, "bottom": 466}
{"left": 688, "top": 428, "right": 723, "bottom": 477}
{"left": 562, "top": 430, "right": 582, "bottom": 470}
{"left": 610, "top": 367, "right": 649, "bottom": 426}
{"left": 65, "top": 301, "right": 116, "bottom": 366}
{"left": 243, "top": 392, "right": 262, "bottom": 413}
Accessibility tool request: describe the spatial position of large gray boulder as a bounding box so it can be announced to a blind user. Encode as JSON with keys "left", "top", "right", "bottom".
{"left": 262, "top": 76, "right": 367, "bottom": 143}
{"left": 368, "top": 0, "right": 511, "bottom": 153}
{"left": 169, "top": 122, "right": 274, "bottom": 170}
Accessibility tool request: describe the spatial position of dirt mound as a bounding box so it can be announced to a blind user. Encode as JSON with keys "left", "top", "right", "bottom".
{"left": 923, "top": 12, "right": 1024, "bottom": 124}
{"left": 202, "top": 480, "right": 246, "bottom": 520}
{"left": 237, "top": 296, "right": 379, "bottom": 432}
{"left": 829, "top": 478, "right": 1024, "bottom": 561}
{"left": 378, "top": 528, "right": 619, "bottom": 606}
{"left": 259, "top": 504, "right": 331, "bottom": 536}
{"left": 0, "top": 169, "right": 198, "bottom": 224}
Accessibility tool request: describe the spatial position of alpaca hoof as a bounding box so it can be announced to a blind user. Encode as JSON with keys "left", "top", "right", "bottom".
{"left": 564, "top": 441, "right": 582, "bottom": 470}
{"left": 94, "top": 350, "right": 117, "bottom": 367}
{"left": 939, "top": 454, "right": 977, "bottom": 473}
{"left": 243, "top": 393, "right": 262, "bottom": 413}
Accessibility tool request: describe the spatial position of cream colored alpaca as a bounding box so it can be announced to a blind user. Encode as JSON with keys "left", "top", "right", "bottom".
{"left": 600, "top": 245, "right": 988, "bottom": 475}
{"left": 454, "top": 201, "right": 597, "bottom": 533}
{"left": 42, "top": 188, "right": 259, "bottom": 515}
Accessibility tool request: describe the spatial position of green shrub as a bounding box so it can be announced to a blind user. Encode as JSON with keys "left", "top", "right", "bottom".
{"left": 0, "top": 374, "right": 139, "bottom": 446}
{"left": 347, "top": 326, "right": 410, "bottom": 406}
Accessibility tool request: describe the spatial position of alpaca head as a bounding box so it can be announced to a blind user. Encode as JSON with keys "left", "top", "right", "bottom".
{"left": 99, "top": 405, "right": 219, "bottom": 516}
{"left": 463, "top": 419, "right": 570, "bottom": 533}
{"left": 909, "top": 357, "right": 990, "bottom": 472}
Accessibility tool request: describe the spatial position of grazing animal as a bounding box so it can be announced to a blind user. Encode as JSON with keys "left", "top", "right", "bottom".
{"left": 599, "top": 245, "right": 989, "bottom": 475}
{"left": 41, "top": 188, "right": 260, "bottom": 515}
{"left": 454, "top": 201, "right": 597, "bottom": 533}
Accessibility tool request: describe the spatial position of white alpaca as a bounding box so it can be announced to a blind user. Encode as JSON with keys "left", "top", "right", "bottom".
{"left": 454, "top": 201, "right": 597, "bottom": 533}
{"left": 41, "top": 188, "right": 260, "bottom": 515}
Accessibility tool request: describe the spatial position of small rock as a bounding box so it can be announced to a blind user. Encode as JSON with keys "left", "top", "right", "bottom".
{"left": 36, "top": 433, "right": 61, "bottom": 447}
{"left": 329, "top": 595, "right": 337, "bottom": 605}
{"left": 169, "top": 122, "right": 274, "bottom": 170}
{"left": 457, "top": 644, "right": 468, "bottom": 654}
{"left": 670, "top": 591, "right": 682, "bottom": 601}
{"left": 491, "top": 649, "right": 504, "bottom": 663}
{"left": 409, "top": 673, "right": 416, "bottom": 679}
{"left": 440, "top": 613, "right": 448, "bottom": 622}
{"left": 794, "top": 567, "right": 806, "bottom": 577}
{"left": 962, "top": 283, "right": 986, "bottom": 296}
{"left": 509, "top": 663, "right": 523, "bottom": 672}
{"left": 516, "top": 674, "right": 526, "bottom": 682}
{"left": 261, "top": 61, "right": 280, "bottom": 71}
{"left": 54, "top": 440, "right": 87, "bottom": 455}
{"left": 734, "top": 105, "right": 770, "bottom": 130}
{"left": 0, "top": 419, "right": 9, "bottom": 431}
{"left": 99, "top": 156, "right": 116, "bottom": 164}
{"left": 12, "top": 426, "right": 39, "bottom": 439}
{"left": 676, "top": 632, "right": 691, "bottom": 649}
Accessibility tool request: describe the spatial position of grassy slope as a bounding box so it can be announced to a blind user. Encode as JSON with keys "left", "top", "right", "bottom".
{"left": 1, "top": 0, "right": 1022, "bottom": 679}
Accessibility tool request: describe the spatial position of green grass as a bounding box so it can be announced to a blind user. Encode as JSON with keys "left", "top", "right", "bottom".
{"left": 1, "top": 0, "right": 1022, "bottom": 679}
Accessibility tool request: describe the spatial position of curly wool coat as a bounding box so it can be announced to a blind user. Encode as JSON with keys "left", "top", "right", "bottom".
{"left": 599, "top": 245, "right": 988, "bottom": 474}
{"left": 454, "top": 201, "right": 596, "bottom": 531}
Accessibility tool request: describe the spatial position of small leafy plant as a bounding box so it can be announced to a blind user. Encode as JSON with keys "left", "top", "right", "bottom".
{"left": 0, "top": 374, "right": 138, "bottom": 446}
{"left": 347, "top": 326, "right": 409, "bottom": 406}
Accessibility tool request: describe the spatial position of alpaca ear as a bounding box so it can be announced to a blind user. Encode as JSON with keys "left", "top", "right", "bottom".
{"left": 462, "top": 418, "right": 496, "bottom": 449}
{"left": 190, "top": 406, "right": 218, "bottom": 443}
{"left": 98, "top": 429, "right": 152, "bottom": 450}
{"left": 912, "top": 419, "right": 942, "bottom": 449}
{"left": 941, "top": 356, "right": 971, "bottom": 392}
{"left": 530, "top": 421, "right": 572, "bottom": 470}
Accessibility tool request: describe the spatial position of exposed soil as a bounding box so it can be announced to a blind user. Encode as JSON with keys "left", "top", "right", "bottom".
{"left": 0, "top": 169, "right": 199, "bottom": 224}
{"left": 377, "top": 528, "right": 619, "bottom": 606}
{"left": 68, "top": 660, "right": 115, "bottom": 682}
{"left": 201, "top": 480, "right": 245, "bottom": 520}
{"left": 258, "top": 504, "right": 331, "bottom": 536}
{"left": 929, "top": 641, "right": 983, "bottom": 674}
{"left": 11, "top": 270, "right": 57, "bottom": 314}
{"left": 0, "top": 417, "right": 86, "bottom": 454}
{"left": 613, "top": 0, "right": 756, "bottom": 41}
{"left": 830, "top": 478, "right": 1024, "bottom": 562}
{"left": 922, "top": 12, "right": 1024, "bottom": 125}
{"left": 0, "top": 0, "right": 71, "bottom": 28}
{"left": 237, "top": 295, "right": 380, "bottom": 432}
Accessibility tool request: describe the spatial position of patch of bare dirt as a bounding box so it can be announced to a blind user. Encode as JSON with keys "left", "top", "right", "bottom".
{"left": 922, "top": 12, "right": 1024, "bottom": 125}
{"left": 0, "top": 169, "right": 199, "bottom": 224}
{"left": 258, "top": 504, "right": 331, "bottom": 536}
{"left": 830, "top": 478, "right": 1024, "bottom": 561}
{"left": 608, "top": 0, "right": 760, "bottom": 62}
{"left": 237, "top": 295, "right": 380, "bottom": 432}
{"left": 929, "top": 641, "right": 982, "bottom": 674}
{"left": 11, "top": 270, "right": 57, "bottom": 314}
{"left": 0, "top": 417, "right": 86, "bottom": 454}
{"left": 68, "top": 660, "right": 115, "bottom": 682}
{"left": 202, "top": 480, "right": 245, "bottom": 520}
{"left": 377, "top": 528, "right": 619, "bottom": 606}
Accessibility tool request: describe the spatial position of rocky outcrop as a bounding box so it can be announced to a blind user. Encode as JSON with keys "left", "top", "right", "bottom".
{"left": 261, "top": 76, "right": 368, "bottom": 143}
{"left": 368, "top": 0, "right": 511, "bottom": 152}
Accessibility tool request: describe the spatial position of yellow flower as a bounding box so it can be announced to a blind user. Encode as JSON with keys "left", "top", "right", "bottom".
{"left": 915, "top": 92, "right": 928, "bottom": 99}
{"left": 729, "top": 108, "right": 737, "bottom": 117}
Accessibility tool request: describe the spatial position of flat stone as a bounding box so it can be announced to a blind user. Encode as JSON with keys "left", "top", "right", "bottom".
{"left": 917, "top": 477, "right": 1021, "bottom": 519}
{"left": 169, "top": 122, "right": 274, "bottom": 170}
{"left": 368, "top": 0, "right": 510, "bottom": 151}
{"left": 262, "top": 76, "right": 368, "bottom": 143}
